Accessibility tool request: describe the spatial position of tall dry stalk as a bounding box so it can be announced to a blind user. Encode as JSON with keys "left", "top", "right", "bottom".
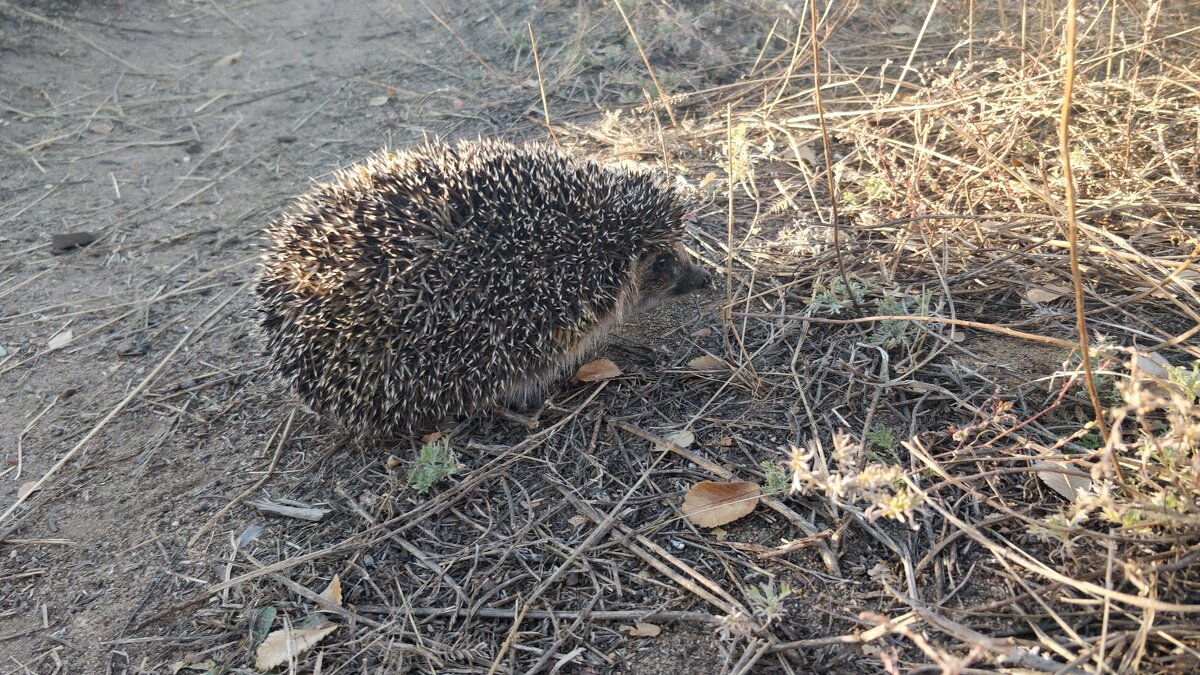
{"left": 1059, "top": 0, "right": 1110, "bottom": 441}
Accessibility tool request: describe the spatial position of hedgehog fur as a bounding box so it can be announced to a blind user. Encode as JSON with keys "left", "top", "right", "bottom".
{"left": 255, "top": 138, "right": 708, "bottom": 438}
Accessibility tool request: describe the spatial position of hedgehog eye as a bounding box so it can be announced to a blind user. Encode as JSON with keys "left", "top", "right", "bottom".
{"left": 652, "top": 253, "right": 674, "bottom": 275}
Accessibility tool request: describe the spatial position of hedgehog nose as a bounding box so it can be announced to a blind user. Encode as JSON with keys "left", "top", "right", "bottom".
{"left": 680, "top": 266, "right": 710, "bottom": 294}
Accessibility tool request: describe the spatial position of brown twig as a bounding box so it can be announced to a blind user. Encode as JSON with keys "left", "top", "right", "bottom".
{"left": 1059, "top": 0, "right": 1110, "bottom": 444}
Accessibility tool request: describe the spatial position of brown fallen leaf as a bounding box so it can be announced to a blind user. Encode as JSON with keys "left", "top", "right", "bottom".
{"left": 575, "top": 358, "right": 622, "bottom": 382}
{"left": 682, "top": 481, "right": 761, "bottom": 528}
{"left": 18, "top": 481, "right": 40, "bottom": 500}
{"left": 47, "top": 329, "right": 73, "bottom": 351}
{"left": 661, "top": 429, "right": 695, "bottom": 449}
{"left": 1130, "top": 351, "right": 1170, "bottom": 379}
{"left": 420, "top": 431, "right": 443, "bottom": 444}
{"left": 1024, "top": 285, "right": 1072, "bottom": 304}
{"left": 386, "top": 455, "right": 401, "bottom": 470}
{"left": 796, "top": 143, "right": 819, "bottom": 167}
{"left": 319, "top": 575, "right": 342, "bottom": 607}
{"left": 1033, "top": 461, "right": 1092, "bottom": 502}
{"left": 688, "top": 355, "right": 726, "bottom": 371}
{"left": 254, "top": 624, "right": 337, "bottom": 671}
{"left": 624, "top": 621, "right": 662, "bottom": 637}
{"left": 567, "top": 514, "right": 590, "bottom": 527}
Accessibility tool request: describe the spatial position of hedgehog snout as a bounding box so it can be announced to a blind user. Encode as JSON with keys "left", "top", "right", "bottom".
{"left": 673, "top": 264, "right": 711, "bottom": 295}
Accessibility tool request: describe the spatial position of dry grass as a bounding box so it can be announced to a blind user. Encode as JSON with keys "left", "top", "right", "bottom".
{"left": 500, "top": 0, "right": 1200, "bottom": 670}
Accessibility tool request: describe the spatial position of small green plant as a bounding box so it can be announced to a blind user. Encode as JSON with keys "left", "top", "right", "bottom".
{"left": 1076, "top": 431, "right": 1102, "bottom": 451}
{"left": 862, "top": 174, "right": 894, "bottom": 203}
{"left": 1165, "top": 361, "right": 1200, "bottom": 401}
{"left": 865, "top": 425, "right": 896, "bottom": 450}
{"left": 509, "top": 32, "right": 531, "bottom": 54}
{"left": 407, "top": 437, "right": 461, "bottom": 493}
{"left": 871, "top": 292, "right": 931, "bottom": 349}
{"left": 746, "top": 580, "right": 792, "bottom": 626}
{"left": 1066, "top": 340, "right": 1121, "bottom": 406}
{"left": 761, "top": 460, "right": 790, "bottom": 495}
{"left": 806, "top": 279, "right": 866, "bottom": 316}
{"left": 864, "top": 425, "right": 899, "bottom": 463}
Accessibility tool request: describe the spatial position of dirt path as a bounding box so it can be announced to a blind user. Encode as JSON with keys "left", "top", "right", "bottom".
{"left": 1, "top": 0, "right": 543, "bottom": 670}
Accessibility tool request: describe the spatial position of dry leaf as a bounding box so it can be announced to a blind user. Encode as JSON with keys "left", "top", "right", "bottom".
{"left": 681, "top": 481, "right": 761, "bottom": 528}
{"left": 698, "top": 171, "right": 718, "bottom": 188}
{"left": 214, "top": 51, "right": 242, "bottom": 67}
{"left": 1024, "top": 286, "right": 1071, "bottom": 304}
{"left": 386, "top": 455, "right": 401, "bottom": 470}
{"left": 625, "top": 621, "right": 662, "bottom": 637}
{"left": 1175, "top": 269, "right": 1200, "bottom": 289}
{"left": 319, "top": 575, "right": 342, "bottom": 606}
{"left": 1131, "top": 351, "right": 1170, "bottom": 379}
{"left": 47, "top": 329, "right": 73, "bottom": 351}
{"left": 18, "top": 481, "right": 40, "bottom": 500}
{"left": 575, "top": 358, "right": 622, "bottom": 382}
{"left": 254, "top": 624, "right": 337, "bottom": 671}
{"left": 691, "top": 327, "right": 713, "bottom": 339}
{"left": 367, "top": 95, "right": 389, "bottom": 106}
{"left": 796, "top": 143, "right": 819, "bottom": 167}
{"left": 567, "top": 514, "right": 589, "bottom": 527}
{"left": 663, "top": 429, "right": 695, "bottom": 449}
{"left": 1034, "top": 462, "right": 1092, "bottom": 502}
{"left": 420, "top": 431, "right": 442, "bottom": 444}
{"left": 716, "top": 436, "right": 734, "bottom": 447}
{"left": 711, "top": 526, "right": 728, "bottom": 540}
{"left": 688, "top": 355, "right": 726, "bottom": 371}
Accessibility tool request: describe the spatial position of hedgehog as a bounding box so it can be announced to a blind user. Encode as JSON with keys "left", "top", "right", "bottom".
{"left": 255, "top": 138, "right": 710, "bottom": 439}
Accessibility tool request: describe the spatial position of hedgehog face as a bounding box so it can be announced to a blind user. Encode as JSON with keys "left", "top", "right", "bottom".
{"left": 635, "top": 242, "right": 710, "bottom": 309}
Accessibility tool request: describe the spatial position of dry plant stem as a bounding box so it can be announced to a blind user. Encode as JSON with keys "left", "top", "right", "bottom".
{"left": 527, "top": 23, "right": 558, "bottom": 149}
{"left": 415, "top": 0, "right": 504, "bottom": 80}
{"left": 137, "top": 384, "right": 610, "bottom": 631}
{"left": 887, "top": 0, "right": 939, "bottom": 103}
{"left": 187, "top": 408, "right": 295, "bottom": 548}
{"left": 906, "top": 440, "right": 1200, "bottom": 613}
{"left": 0, "top": 2, "right": 149, "bottom": 75}
{"left": 808, "top": 0, "right": 860, "bottom": 317}
{"left": 724, "top": 106, "right": 735, "bottom": 329}
{"left": 1060, "top": 0, "right": 1110, "bottom": 443}
{"left": 0, "top": 285, "right": 243, "bottom": 535}
{"left": 356, "top": 605, "right": 720, "bottom": 624}
{"left": 486, "top": 446, "right": 667, "bottom": 674}
{"left": 738, "top": 312, "right": 1079, "bottom": 349}
{"left": 612, "top": 0, "right": 676, "bottom": 126}
{"left": 611, "top": 420, "right": 842, "bottom": 576}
